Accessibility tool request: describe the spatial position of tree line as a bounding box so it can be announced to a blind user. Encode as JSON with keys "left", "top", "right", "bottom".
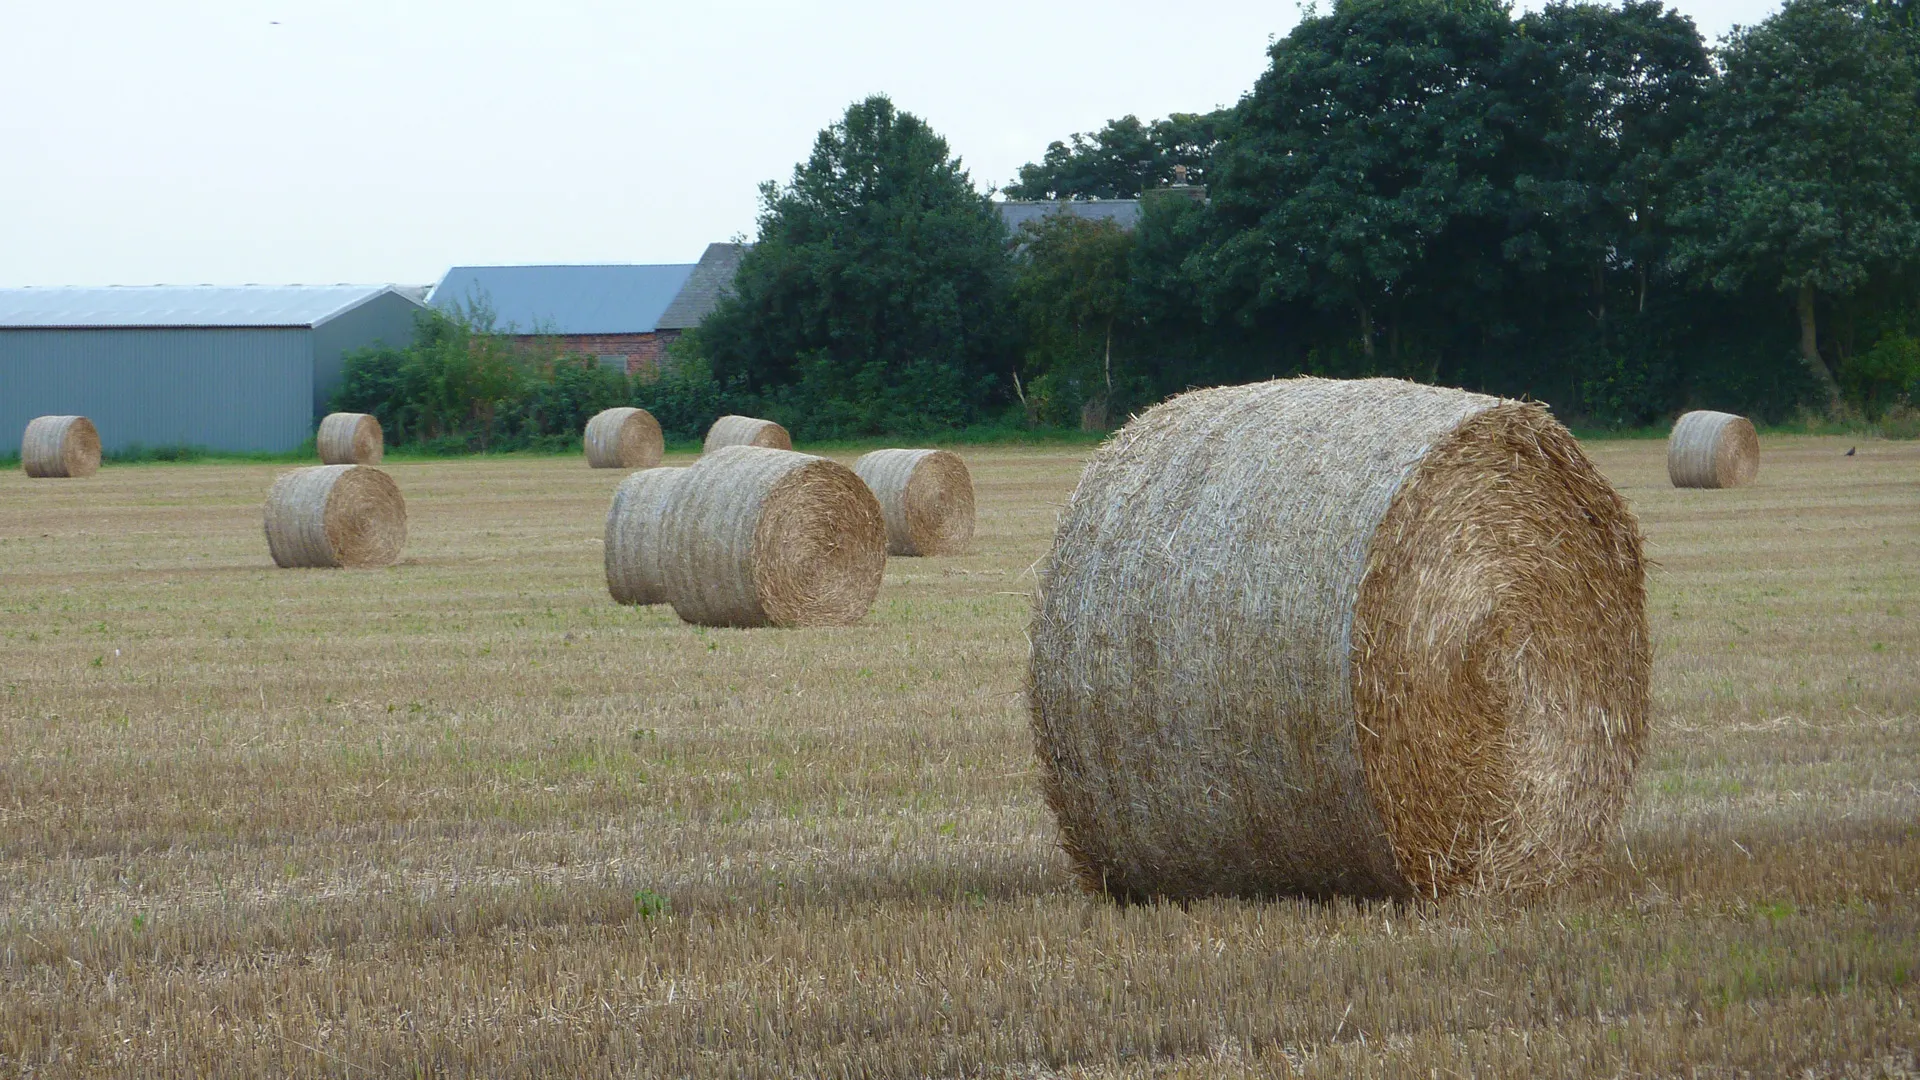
{"left": 341, "top": 0, "right": 1920, "bottom": 446}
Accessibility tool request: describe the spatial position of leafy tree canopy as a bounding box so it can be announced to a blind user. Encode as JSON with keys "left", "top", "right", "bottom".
{"left": 1670, "top": 0, "right": 1920, "bottom": 408}
{"left": 1198, "top": 0, "right": 1544, "bottom": 364}
{"left": 1004, "top": 111, "right": 1230, "bottom": 200}
{"left": 694, "top": 95, "right": 1015, "bottom": 436}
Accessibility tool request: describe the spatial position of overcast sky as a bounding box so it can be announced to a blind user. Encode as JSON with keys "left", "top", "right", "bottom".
{"left": 0, "top": 0, "right": 1785, "bottom": 288}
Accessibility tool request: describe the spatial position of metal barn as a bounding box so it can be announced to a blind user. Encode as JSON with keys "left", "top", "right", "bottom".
{"left": 0, "top": 285, "right": 424, "bottom": 454}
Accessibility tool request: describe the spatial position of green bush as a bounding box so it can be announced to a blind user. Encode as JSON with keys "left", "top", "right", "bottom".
{"left": 1843, "top": 332, "right": 1920, "bottom": 420}
{"left": 334, "top": 311, "right": 528, "bottom": 450}
{"left": 630, "top": 344, "right": 732, "bottom": 443}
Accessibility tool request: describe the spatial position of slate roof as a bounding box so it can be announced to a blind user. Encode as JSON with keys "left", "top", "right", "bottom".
{"left": 0, "top": 284, "right": 419, "bottom": 329}
{"left": 656, "top": 243, "right": 750, "bottom": 331}
{"left": 998, "top": 199, "right": 1144, "bottom": 233}
{"left": 428, "top": 263, "right": 698, "bottom": 335}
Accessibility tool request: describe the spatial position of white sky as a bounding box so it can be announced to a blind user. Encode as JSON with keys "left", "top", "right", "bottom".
{"left": 0, "top": 0, "right": 1783, "bottom": 288}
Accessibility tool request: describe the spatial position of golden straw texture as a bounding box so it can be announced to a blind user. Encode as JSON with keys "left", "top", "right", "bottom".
{"left": 605, "top": 467, "right": 686, "bottom": 605}
{"left": 852, "top": 449, "right": 975, "bottom": 556}
{"left": 584, "top": 407, "right": 664, "bottom": 470}
{"left": 661, "top": 446, "right": 886, "bottom": 627}
{"left": 1667, "top": 410, "right": 1759, "bottom": 488}
{"left": 702, "top": 415, "right": 792, "bottom": 455}
{"left": 1028, "top": 377, "right": 1649, "bottom": 902}
{"left": 21, "top": 415, "right": 101, "bottom": 478}
{"left": 263, "top": 465, "right": 408, "bottom": 569}
{"left": 317, "top": 412, "right": 384, "bottom": 465}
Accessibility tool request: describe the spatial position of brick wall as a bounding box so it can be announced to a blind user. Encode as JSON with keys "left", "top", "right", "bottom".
{"left": 510, "top": 330, "right": 683, "bottom": 378}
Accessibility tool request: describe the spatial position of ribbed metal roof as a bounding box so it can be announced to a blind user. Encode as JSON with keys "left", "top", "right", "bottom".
{"left": 429, "top": 263, "right": 698, "bottom": 335}
{"left": 999, "top": 199, "right": 1144, "bottom": 233}
{"left": 0, "top": 285, "right": 417, "bottom": 329}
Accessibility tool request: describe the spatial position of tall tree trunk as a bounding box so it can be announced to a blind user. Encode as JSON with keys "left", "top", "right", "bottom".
{"left": 1103, "top": 323, "right": 1114, "bottom": 393}
{"left": 1356, "top": 300, "right": 1375, "bottom": 360}
{"left": 1797, "top": 283, "right": 1844, "bottom": 414}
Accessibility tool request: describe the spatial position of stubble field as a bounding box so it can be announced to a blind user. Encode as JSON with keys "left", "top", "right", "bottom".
{"left": 0, "top": 436, "right": 1916, "bottom": 1077}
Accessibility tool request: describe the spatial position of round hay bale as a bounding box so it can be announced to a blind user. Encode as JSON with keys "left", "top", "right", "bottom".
{"left": 1667, "top": 410, "right": 1758, "bottom": 489}
{"left": 585, "top": 407, "right": 664, "bottom": 470}
{"left": 317, "top": 412, "right": 384, "bottom": 465}
{"left": 851, "top": 448, "right": 975, "bottom": 556}
{"left": 263, "top": 465, "right": 407, "bottom": 569}
{"left": 661, "top": 446, "right": 886, "bottom": 627}
{"left": 605, "top": 466, "right": 687, "bottom": 605}
{"left": 702, "top": 415, "right": 791, "bottom": 455}
{"left": 1028, "top": 377, "right": 1649, "bottom": 902}
{"left": 21, "top": 415, "right": 100, "bottom": 478}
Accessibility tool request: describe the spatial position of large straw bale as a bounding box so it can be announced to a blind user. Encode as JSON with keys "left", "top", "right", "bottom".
{"left": 702, "top": 415, "right": 791, "bottom": 455}
{"left": 585, "top": 407, "right": 664, "bottom": 469}
{"left": 263, "top": 465, "right": 407, "bottom": 569}
{"left": 661, "top": 446, "right": 885, "bottom": 627}
{"left": 852, "top": 448, "right": 975, "bottom": 556}
{"left": 317, "top": 412, "right": 384, "bottom": 465}
{"left": 605, "top": 466, "right": 686, "bottom": 605}
{"left": 1028, "top": 377, "right": 1649, "bottom": 902}
{"left": 21, "top": 415, "right": 100, "bottom": 478}
{"left": 1667, "top": 410, "right": 1758, "bottom": 488}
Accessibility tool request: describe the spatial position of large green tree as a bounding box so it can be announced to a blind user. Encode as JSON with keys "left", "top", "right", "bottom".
{"left": 695, "top": 96, "right": 1015, "bottom": 436}
{"left": 1671, "top": 0, "right": 1920, "bottom": 411}
{"left": 1010, "top": 214, "right": 1136, "bottom": 428}
{"left": 1005, "top": 111, "right": 1230, "bottom": 200}
{"left": 1198, "top": 0, "right": 1541, "bottom": 367}
{"left": 1516, "top": 1, "right": 1712, "bottom": 319}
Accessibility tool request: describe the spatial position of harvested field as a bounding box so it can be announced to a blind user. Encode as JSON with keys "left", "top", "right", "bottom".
{"left": 0, "top": 437, "right": 1915, "bottom": 1078}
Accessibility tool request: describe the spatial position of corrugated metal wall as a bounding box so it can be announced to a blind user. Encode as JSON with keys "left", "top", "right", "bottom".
{"left": 0, "top": 328, "right": 313, "bottom": 453}
{"left": 310, "top": 292, "right": 423, "bottom": 417}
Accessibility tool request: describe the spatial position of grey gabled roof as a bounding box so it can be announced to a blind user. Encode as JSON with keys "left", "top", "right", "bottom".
{"left": 656, "top": 243, "right": 749, "bottom": 331}
{"left": 0, "top": 284, "right": 420, "bottom": 329}
{"left": 998, "top": 199, "right": 1144, "bottom": 233}
{"left": 428, "top": 263, "right": 698, "bottom": 335}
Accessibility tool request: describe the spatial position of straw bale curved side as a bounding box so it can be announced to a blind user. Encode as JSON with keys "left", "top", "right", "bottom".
{"left": 585, "top": 407, "right": 664, "bottom": 469}
{"left": 702, "top": 415, "right": 791, "bottom": 455}
{"left": 1028, "top": 376, "right": 1648, "bottom": 902}
{"left": 21, "top": 415, "right": 101, "bottom": 478}
{"left": 317, "top": 412, "right": 384, "bottom": 465}
{"left": 852, "top": 448, "right": 975, "bottom": 556}
{"left": 263, "top": 465, "right": 408, "bottom": 569}
{"left": 1667, "top": 410, "right": 1759, "bottom": 488}
{"left": 605, "top": 467, "right": 687, "bottom": 605}
{"left": 661, "top": 446, "right": 885, "bottom": 627}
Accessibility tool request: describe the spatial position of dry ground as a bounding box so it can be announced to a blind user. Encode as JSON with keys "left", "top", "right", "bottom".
{"left": 0, "top": 437, "right": 1915, "bottom": 1078}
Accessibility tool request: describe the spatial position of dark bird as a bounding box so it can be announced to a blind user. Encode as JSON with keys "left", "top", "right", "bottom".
{"left": 1846, "top": 446, "right": 1856, "bottom": 456}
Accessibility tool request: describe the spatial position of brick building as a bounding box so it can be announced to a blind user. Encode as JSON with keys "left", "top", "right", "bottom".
{"left": 427, "top": 244, "right": 748, "bottom": 377}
